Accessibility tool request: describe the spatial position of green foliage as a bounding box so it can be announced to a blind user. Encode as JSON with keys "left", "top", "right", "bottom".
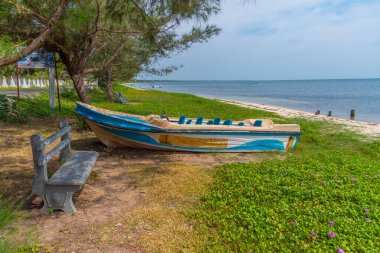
{"left": 0, "top": 95, "right": 28, "bottom": 123}
{"left": 0, "top": 36, "right": 16, "bottom": 58}
{"left": 0, "top": 36, "right": 16, "bottom": 76}
{"left": 0, "top": 197, "right": 19, "bottom": 230}
{"left": 196, "top": 152, "right": 380, "bottom": 252}
{"left": 60, "top": 87, "right": 77, "bottom": 100}
{"left": 0, "top": 0, "right": 222, "bottom": 102}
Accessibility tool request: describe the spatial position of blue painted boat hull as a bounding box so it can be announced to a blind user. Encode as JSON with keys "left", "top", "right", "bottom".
{"left": 75, "top": 102, "right": 301, "bottom": 152}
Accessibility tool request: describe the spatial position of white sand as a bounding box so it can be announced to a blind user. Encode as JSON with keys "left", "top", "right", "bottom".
{"left": 221, "top": 99, "right": 380, "bottom": 137}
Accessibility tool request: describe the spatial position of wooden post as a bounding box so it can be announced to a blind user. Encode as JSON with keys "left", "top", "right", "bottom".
{"left": 350, "top": 109, "right": 355, "bottom": 120}
{"left": 59, "top": 120, "right": 71, "bottom": 162}
{"left": 54, "top": 55, "right": 61, "bottom": 111}
{"left": 48, "top": 67, "right": 55, "bottom": 108}
{"left": 328, "top": 111, "right": 332, "bottom": 117}
{"left": 15, "top": 63, "right": 20, "bottom": 102}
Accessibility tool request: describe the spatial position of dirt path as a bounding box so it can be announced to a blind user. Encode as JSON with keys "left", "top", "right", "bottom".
{"left": 1, "top": 119, "right": 272, "bottom": 252}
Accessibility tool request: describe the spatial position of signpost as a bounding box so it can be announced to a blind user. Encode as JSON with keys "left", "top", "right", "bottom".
{"left": 54, "top": 54, "right": 61, "bottom": 111}
{"left": 15, "top": 64, "right": 20, "bottom": 102}
{"left": 17, "top": 49, "right": 58, "bottom": 109}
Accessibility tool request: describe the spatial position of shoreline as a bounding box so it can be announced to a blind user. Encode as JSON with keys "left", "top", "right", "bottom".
{"left": 221, "top": 99, "right": 380, "bottom": 137}
{"left": 124, "top": 84, "right": 380, "bottom": 137}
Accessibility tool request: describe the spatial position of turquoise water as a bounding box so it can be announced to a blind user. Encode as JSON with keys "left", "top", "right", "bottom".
{"left": 133, "top": 79, "right": 380, "bottom": 123}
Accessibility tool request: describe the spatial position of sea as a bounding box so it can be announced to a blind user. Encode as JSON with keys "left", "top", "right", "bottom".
{"left": 131, "top": 79, "right": 380, "bottom": 123}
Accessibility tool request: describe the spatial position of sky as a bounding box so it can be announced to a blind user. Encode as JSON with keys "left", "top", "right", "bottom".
{"left": 145, "top": 0, "right": 380, "bottom": 81}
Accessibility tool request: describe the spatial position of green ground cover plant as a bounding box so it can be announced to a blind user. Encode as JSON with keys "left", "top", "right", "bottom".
{"left": 196, "top": 152, "right": 380, "bottom": 252}
{"left": 0, "top": 95, "right": 27, "bottom": 123}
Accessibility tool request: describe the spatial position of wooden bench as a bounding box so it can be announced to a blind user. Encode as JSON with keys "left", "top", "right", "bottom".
{"left": 30, "top": 120, "right": 98, "bottom": 213}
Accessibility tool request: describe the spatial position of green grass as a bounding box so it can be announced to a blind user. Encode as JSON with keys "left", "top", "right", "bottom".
{"left": 0, "top": 87, "right": 43, "bottom": 91}
{"left": 14, "top": 85, "right": 277, "bottom": 120}
{"left": 5, "top": 84, "right": 380, "bottom": 252}
{"left": 0, "top": 197, "right": 18, "bottom": 230}
{"left": 0, "top": 197, "right": 20, "bottom": 252}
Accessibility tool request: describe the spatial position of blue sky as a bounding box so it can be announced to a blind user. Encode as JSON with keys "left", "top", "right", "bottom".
{"left": 146, "top": 0, "right": 380, "bottom": 80}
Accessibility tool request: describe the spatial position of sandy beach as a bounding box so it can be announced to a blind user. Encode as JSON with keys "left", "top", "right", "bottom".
{"left": 221, "top": 99, "right": 380, "bottom": 137}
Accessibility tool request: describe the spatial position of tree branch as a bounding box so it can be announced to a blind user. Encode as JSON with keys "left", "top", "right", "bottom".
{"left": 0, "top": 0, "right": 69, "bottom": 67}
{"left": 129, "top": 0, "right": 160, "bottom": 32}
{"left": 83, "top": 41, "right": 126, "bottom": 75}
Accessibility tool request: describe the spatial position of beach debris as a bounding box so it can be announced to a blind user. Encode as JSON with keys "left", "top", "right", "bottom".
{"left": 350, "top": 109, "right": 356, "bottom": 120}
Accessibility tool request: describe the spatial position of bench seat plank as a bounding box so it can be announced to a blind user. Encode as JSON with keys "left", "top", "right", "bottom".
{"left": 47, "top": 151, "right": 98, "bottom": 186}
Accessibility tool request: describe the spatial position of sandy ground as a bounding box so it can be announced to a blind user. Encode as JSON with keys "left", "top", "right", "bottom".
{"left": 1, "top": 119, "right": 273, "bottom": 252}
{"left": 222, "top": 99, "right": 380, "bottom": 137}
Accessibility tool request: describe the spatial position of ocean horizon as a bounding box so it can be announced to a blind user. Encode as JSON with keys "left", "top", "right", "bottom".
{"left": 132, "top": 78, "right": 380, "bottom": 123}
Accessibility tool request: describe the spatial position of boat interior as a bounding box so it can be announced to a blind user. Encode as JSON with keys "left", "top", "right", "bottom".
{"left": 144, "top": 114, "right": 300, "bottom": 132}
{"left": 78, "top": 102, "right": 301, "bottom": 133}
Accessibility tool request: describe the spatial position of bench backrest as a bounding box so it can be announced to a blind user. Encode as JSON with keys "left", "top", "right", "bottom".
{"left": 30, "top": 120, "right": 72, "bottom": 196}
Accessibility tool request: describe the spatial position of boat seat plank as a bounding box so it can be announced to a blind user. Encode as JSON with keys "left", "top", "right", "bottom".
{"left": 253, "top": 120, "right": 263, "bottom": 127}
{"left": 223, "top": 119, "right": 232, "bottom": 125}
{"left": 178, "top": 115, "right": 186, "bottom": 124}
{"left": 213, "top": 118, "right": 221, "bottom": 125}
{"left": 196, "top": 116, "right": 203, "bottom": 125}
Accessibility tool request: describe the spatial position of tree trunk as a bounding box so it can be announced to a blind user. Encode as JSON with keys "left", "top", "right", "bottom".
{"left": 72, "top": 73, "right": 90, "bottom": 104}
{"left": 106, "top": 68, "right": 113, "bottom": 102}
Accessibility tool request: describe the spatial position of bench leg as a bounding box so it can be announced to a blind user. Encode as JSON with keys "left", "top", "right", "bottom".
{"left": 42, "top": 191, "right": 77, "bottom": 213}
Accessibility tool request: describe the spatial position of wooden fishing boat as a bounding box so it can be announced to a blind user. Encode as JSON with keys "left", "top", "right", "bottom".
{"left": 75, "top": 102, "right": 301, "bottom": 152}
